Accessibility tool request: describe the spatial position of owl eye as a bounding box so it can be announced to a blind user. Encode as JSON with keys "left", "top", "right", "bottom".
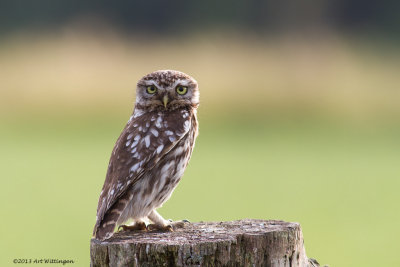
{"left": 176, "top": 85, "right": 188, "bottom": 95}
{"left": 146, "top": 85, "right": 157, "bottom": 94}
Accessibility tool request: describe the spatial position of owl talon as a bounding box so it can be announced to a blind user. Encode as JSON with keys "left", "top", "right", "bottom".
{"left": 118, "top": 222, "right": 147, "bottom": 232}
{"left": 147, "top": 224, "right": 174, "bottom": 232}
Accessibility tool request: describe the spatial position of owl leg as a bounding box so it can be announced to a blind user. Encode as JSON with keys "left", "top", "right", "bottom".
{"left": 147, "top": 210, "right": 188, "bottom": 231}
{"left": 118, "top": 219, "right": 147, "bottom": 232}
{"left": 147, "top": 210, "right": 173, "bottom": 231}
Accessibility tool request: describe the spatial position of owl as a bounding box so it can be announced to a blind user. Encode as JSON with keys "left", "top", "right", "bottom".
{"left": 93, "top": 70, "right": 199, "bottom": 241}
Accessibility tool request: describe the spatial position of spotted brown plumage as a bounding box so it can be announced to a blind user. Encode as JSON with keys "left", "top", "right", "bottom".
{"left": 93, "top": 70, "right": 199, "bottom": 241}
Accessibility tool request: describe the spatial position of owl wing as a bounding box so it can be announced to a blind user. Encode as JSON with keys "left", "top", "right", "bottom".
{"left": 94, "top": 109, "right": 191, "bottom": 232}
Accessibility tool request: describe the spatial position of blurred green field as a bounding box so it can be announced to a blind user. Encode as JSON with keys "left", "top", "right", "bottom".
{"left": 1, "top": 112, "right": 400, "bottom": 266}
{"left": 0, "top": 32, "right": 400, "bottom": 266}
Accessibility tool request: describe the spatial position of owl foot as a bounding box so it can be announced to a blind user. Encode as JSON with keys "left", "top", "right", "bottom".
{"left": 146, "top": 220, "right": 189, "bottom": 232}
{"left": 118, "top": 221, "right": 147, "bottom": 232}
{"left": 146, "top": 223, "right": 173, "bottom": 232}
{"left": 147, "top": 210, "right": 190, "bottom": 231}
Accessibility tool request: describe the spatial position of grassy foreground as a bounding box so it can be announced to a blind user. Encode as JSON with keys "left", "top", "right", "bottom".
{"left": 1, "top": 112, "right": 399, "bottom": 266}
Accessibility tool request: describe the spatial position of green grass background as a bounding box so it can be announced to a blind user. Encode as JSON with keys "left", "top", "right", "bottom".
{"left": 0, "top": 32, "right": 399, "bottom": 266}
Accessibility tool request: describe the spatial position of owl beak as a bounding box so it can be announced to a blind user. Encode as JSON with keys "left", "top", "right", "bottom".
{"left": 163, "top": 95, "right": 169, "bottom": 108}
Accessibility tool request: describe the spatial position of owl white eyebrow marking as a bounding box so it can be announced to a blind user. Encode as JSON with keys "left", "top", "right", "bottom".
{"left": 144, "top": 80, "right": 159, "bottom": 87}
{"left": 171, "top": 79, "right": 190, "bottom": 88}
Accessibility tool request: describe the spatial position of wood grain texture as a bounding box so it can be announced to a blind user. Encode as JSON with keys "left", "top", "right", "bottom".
{"left": 90, "top": 219, "right": 322, "bottom": 267}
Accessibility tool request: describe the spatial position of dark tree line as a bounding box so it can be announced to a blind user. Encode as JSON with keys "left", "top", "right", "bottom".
{"left": 0, "top": 0, "right": 398, "bottom": 37}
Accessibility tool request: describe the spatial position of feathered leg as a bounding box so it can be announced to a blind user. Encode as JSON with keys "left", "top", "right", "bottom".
{"left": 147, "top": 210, "right": 188, "bottom": 231}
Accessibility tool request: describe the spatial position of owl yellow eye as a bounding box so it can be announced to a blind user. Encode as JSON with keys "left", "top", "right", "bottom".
{"left": 176, "top": 86, "right": 188, "bottom": 95}
{"left": 146, "top": 85, "right": 157, "bottom": 94}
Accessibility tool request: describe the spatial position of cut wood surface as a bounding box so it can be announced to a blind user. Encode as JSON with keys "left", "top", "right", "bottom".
{"left": 90, "top": 219, "right": 323, "bottom": 267}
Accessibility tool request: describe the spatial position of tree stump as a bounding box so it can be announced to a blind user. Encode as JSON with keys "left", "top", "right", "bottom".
{"left": 90, "top": 219, "right": 321, "bottom": 267}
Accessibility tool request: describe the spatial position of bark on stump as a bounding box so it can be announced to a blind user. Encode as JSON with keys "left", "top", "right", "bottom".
{"left": 90, "top": 219, "right": 321, "bottom": 267}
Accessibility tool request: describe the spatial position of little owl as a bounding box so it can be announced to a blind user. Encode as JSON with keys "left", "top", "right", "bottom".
{"left": 93, "top": 70, "right": 199, "bottom": 241}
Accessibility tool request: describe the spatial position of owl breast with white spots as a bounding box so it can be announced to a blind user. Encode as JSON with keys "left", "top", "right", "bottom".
{"left": 117, "top": 109, "right": 197, "bottom": 224}
{"left": 93, "top": 70, "right": 199, "bottom": 241}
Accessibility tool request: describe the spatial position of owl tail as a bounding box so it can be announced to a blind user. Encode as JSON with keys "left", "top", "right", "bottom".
{"left": 94, "top": 214, "right": 118, "bottom": 241}
{"left": 94, "top": 197, "right": 128, "bottom": 241}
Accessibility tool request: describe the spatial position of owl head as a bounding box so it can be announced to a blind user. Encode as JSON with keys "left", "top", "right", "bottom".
{"left": 135, "top": 70, "right": 199, "bottom": 112}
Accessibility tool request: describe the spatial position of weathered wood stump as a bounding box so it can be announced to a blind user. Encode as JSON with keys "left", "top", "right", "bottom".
{"left": 90, "top": 219, "right": 321, "bottom": 267}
